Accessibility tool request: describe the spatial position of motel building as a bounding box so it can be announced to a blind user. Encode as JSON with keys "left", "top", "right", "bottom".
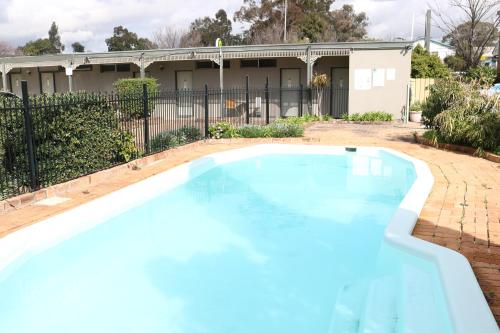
{"left": 0, "top": 42, "right": 412, "bottom": 119}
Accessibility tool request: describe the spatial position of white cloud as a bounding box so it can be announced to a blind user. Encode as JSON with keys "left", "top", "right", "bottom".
{"left": 0, "top": 0, "right": 466, "bottom": 52}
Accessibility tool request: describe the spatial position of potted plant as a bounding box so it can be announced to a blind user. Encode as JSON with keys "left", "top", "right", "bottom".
{"left": 409, "top": 102, "right": 423, "bottom": 122}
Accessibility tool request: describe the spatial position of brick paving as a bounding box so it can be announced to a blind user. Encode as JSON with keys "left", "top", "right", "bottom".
{"left": 0, "top": 121, "right": 499, "bottom": 322}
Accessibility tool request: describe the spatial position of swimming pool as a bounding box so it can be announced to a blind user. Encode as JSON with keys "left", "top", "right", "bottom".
{"left": 0, "top": 145, "right": 496, "bottom": 333}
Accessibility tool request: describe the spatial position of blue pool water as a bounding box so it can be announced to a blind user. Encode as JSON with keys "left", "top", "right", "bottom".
{"left": 0, "top": 152, "right": 453, "bottom": 333}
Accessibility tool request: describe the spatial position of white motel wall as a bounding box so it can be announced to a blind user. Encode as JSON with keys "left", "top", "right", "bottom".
{"left": 0, "top": 42, "right": 412, "bottom": 119}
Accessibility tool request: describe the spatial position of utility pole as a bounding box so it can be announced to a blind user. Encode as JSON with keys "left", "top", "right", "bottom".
{"left": 284, "top": 0, "right": 288, "bottom": 42}
{"left": 410, "top": 12, "right": 415, "bottom": 40}
{"left": 424, "top": 9, "right": 431, "bottom": 52}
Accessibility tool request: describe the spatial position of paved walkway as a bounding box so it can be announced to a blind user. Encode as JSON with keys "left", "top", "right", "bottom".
{"left": 1, "top": 121, "right": 499, "bottom": 322}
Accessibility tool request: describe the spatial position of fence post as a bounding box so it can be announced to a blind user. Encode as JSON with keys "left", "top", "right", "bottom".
{"left": 307, "top": 86, "right": 312, "bottom": 115}
{"left": 204, "top": 84, "right": 209, "bottom": 138}
{"left": 265, "top": 77, "right": 270, "bottom": 125}
{"left": 245, "top": 75, "right": 250, "bottom": 124}
{"left": 299, "top": 84, "right": 304, "bottom": 117}
{"left": 142, "top": 83, "right": 150, "bottom": 154}
{"left": 21, "top": 81, "right": 38, "bottom": 190}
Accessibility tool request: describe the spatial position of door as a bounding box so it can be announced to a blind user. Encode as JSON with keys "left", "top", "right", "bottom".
{"left": 10, "top": 74, "right": 22, "bottom": 97}
{"left": 280, "top": 69, "right": 300, "bottom": 117}
{"left": 41, "top": 72, "right": 55, "bottom": 95}
{"left": 331, "top": 68, "right": 349, "bottom": 118}
{"left": 176, "top": 71, "right": 193, "bottom": 117}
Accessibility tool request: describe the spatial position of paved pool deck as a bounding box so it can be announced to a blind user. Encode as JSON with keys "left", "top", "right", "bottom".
{"left": 1, "top": 121, "right": 499, "bottom": 322}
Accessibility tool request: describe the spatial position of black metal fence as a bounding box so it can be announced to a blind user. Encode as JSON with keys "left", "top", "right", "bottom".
{"left": 0, "top": 80, "right": 348, "bottom": 200}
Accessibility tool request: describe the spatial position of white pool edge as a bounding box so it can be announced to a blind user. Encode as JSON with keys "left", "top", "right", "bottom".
{"left": 0, "top": 144, "right": 497, "bottom": 333}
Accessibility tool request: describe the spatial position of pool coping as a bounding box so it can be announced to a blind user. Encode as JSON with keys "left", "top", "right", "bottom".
{"left": 0, "top": 144, "right": 497, "bottom": 332}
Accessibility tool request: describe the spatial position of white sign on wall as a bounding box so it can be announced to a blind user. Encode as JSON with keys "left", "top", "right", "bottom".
{"left": 65, "top": 67, "right": 73, "bottom": 76}
{"left": 372, "top": 68, "right": 385, "bottom": 87}
{"left": 386, "top": 68, "right": 396, "bottom": 81}
{"left": 354, "top": 69, "right": 372, "bottom": 90}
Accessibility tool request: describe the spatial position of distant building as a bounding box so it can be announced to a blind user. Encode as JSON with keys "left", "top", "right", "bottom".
{"left": 481, "top": 45, "right": 497, "bottom": 68}
{"left": 412, "top": 38, "right": 455, "bottom": 61}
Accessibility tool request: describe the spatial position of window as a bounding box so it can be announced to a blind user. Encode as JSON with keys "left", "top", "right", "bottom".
{"left": 241, "top": 59, "right": 259, "bottom": 68}
{"left": 259, "top": 59, "right": 277, "bottom": 68}
{"left": 100, "top": 64, "right": 116, "bottom": 73}
{"left": 100, "top": 64, "right": 131, "bottom": 73}
{"left": 75, "top": 65, "right": 92, "bottom": 71}
{"left": 241, "top": 59, "right": 277, "bottom": 68}
{"left": 116, "top": 64, "right": 131, "bottom": 72}
{"left": 196, "top": 60, "right": 230, "bottom": 69}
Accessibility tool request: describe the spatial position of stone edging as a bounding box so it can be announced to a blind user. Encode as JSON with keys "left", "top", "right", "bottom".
{"left": 415, "top": 135, "right": 500, "bottom": 163}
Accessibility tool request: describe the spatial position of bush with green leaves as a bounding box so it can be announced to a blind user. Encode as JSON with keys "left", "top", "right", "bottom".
{"left": 422, "top": 78, "right": 463, "bottom": 127}
{"left": 1, "top": 92, "right": 137, "bottom": 189}
{"left": 465, "top": 66, "right": 496, "bottom": 87}
{"left": 237, "top": 125, "right": 269, "bottom": 138}
{"left": 150, "top": 125, "right": 202, "bottom": 152}
{"left": 113, "top": 78, "right": 158, "bottom": 119}
{"left": 209, "top": 121, "right": 238, "bottom": 139}
{"left": 411, "top": 45, "right": 450, "bottom": 79}
{"left": 266, "top": 122, "right": 304, "bottom": 137}
{"left": 342, "top": 111, "right": 393, "bottom": 122}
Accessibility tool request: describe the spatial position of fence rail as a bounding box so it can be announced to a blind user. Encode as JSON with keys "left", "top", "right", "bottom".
{"left": 0, "top": 81, "right": 348, "bottom": 200}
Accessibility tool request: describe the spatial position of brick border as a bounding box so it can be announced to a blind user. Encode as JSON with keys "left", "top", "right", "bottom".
{"left": 415, "top": 135, "right": 500, "bottom": 163}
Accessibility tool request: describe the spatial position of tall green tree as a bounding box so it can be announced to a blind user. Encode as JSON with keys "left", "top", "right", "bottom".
{"left": 48, "top": 21, "right": 64, "bottom": 53}
{"left": 105, "top": 26, "right": 157, "bottom": 51}
{"left": 411, "top": 45, "right": 450, "bottom": 78}
{"left": 181, "top": 9, "right": 239, "bottom": 47}
{"left": 330, "top": 4, "right": 368, "bottom": 42}
{"left": 18, "top": 22, "right": 64, "bottom": 55}
{"left": 71, "top": 42, "right": 85, "bottom": 53}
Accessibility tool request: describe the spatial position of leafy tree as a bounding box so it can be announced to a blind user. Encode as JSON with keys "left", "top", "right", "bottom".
{"left": 444, "top": 55, "right": 467, "bottom": 71}
{"left": 71, "top": 42, "right": 85, "bottom": 53}
{"left": 0, "top": 41, "right": 16, "bottom": 56}
{"left": 48, "top": 22, "right": 64, "bottom": 53}
{"left": 234, "top": 1, "right": 368, "bottom": 44}
{"left": 465, "top": 65, "right": 496, "bottom": 86}
{"left": 182, "top": 9, "right": 239, "bottom": 47}
{"left": 411, "top": 45, "right": 450, "bottom": 78}
{"left": 18, "top": 22, "right": 64, "bottom": 55}
{"left": 19, "top": 38, "right": 54, "bottom": 56}
{"left": 435, "top": 0, "right": 499, "bottom": 69}
{"left": 105, "top": 26, "right": 157, "bottom": 51}
{"left": 330, "top": 4, "right": 368, "bottom": 42}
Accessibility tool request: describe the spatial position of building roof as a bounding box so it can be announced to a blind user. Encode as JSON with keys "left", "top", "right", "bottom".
{"left": 0, "top": 41, "right": 411, "bottom": 73}
{"left": 412, "top": 37, "right": 454, "bottom": 50}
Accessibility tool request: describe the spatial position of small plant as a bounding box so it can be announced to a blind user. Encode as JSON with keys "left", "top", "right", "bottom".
{"left": 311, "top": 73, "right": 329, "bottom": 117}
{"left": 150, "top": 131, "right": 179, "bottom": 152}
{"left": 209, "top": 122, "right": 237, "bottom": 139}
{"left": 410, "top": 102, "right": 423, "bottom": 112}
{"left": 266, "top": 122, "right": 304, "bottom": 137}
{"left": 343, "top": 111, "right": 393, "bottom": 122}
{"left": 237, "top": 125, "right": 269, "bottom": 138}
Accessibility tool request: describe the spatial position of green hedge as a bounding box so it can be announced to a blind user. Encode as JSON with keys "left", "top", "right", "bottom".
{"left": 342, "top": 111, "right": 393, "bottom": 122}
{"left": 114, "top": 78, "right": 158, "bottom": 119}
{"left": 209, "top": 120, "right": 304, "bottom": 139}
{"left": 1, "top": 93, "right": 137, "bottom": 190}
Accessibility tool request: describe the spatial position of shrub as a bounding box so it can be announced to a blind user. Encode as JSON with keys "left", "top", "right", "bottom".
{"left": 113, "top": 78, "right": 158, "bottom": 119}
{"left": 266, "top": 122, "right": 304, "bottom": 137}
{"left": 465, "top": 66, "right": 496, "bottom": 87}
{"left": 150, "top": 126, "right": 201, "bottom": 152}
{"left": 237, "top": 125, "right": 269, "bottom": 138}
{"left": 410, "top": 102, "right": 423, "bottom": 112}
{"left": 209, "top": 122, "right": 237, "bottom": 139}
{"left": 411, "top": 45, "right": 450, "bottom": 79}
{"left": 444, "top": 55, "right": 467, "bottom": 72}
{"left": 1, "top": 92, "right": 137, "bottom": 188}
{"left": 343, "top": 111, "right": 393, "bottom": 122}
{"left": 422, "top": 78, "right": 463, "bottom": 127}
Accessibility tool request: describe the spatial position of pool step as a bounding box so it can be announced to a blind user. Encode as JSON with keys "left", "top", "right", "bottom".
{"left": 329, "top": 279, "right": 369, "bottom": 332}
{"left": 358, "top": 275, "right": 399, "bottom": 333}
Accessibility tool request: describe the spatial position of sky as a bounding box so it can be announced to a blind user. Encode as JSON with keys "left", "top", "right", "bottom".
{"left": 0, "top": 0, "right": 467, "bottom": 52}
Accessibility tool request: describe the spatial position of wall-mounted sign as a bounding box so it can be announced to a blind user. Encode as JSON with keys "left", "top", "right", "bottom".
{"left": 354, "top": 69, "right": 372, "bottom": 90}
{"left": 386, "top": 68, "right": 396, "bottom": 81}
{"left": 372, "top": 68, "right": 385, "bottom": 87}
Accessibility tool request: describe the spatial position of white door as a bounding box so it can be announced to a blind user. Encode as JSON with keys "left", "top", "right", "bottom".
{"left": 176, "top": 71, "right": 193, "bottom": 117}
{"left": 281, "top": 69, "right": 300, "bottom": 117}
{"left": 10, "top": 74, "right": 22, "bottom": 97}
{"left": 41, "top": 73, "right": 55, "bottom": 95}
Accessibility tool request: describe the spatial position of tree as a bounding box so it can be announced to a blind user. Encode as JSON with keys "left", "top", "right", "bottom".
{"left": 0, "top": 41, "right": 16, "bottom": 56}
{"left": 435, "top": 0, "right": 500, "bottom": 69}
{"left": 330, "top": 4, "right": 368, "bottom": 42}
{"left": 234, "top": 1, "right": 368, "bottom": 44}
{"left": 411, "top": 45, "right": 451, "bottom": 78}
{"left": 48, "top": 22, "right": 64, "bottom": 53}
{"left": 105, "top": 26, "right": 157, "bottom": 51}
{"left": 444, "top": 54, "right": 467, "bottom": 71}
{"left": 71, "top": 42, "right": 85, "bottom": 53}
{"left": 182, "top": 9, "right": 239, "bottom": 47}
{"left": 19, "top": 38, "right": 54, "bottom": 56}
{"left": 153, "top": 26, "right": 186, "bottom": 48}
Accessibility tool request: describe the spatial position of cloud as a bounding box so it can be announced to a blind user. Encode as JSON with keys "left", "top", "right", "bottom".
{"left": 0, "top": 0, "right": 460, "bottom": 52}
